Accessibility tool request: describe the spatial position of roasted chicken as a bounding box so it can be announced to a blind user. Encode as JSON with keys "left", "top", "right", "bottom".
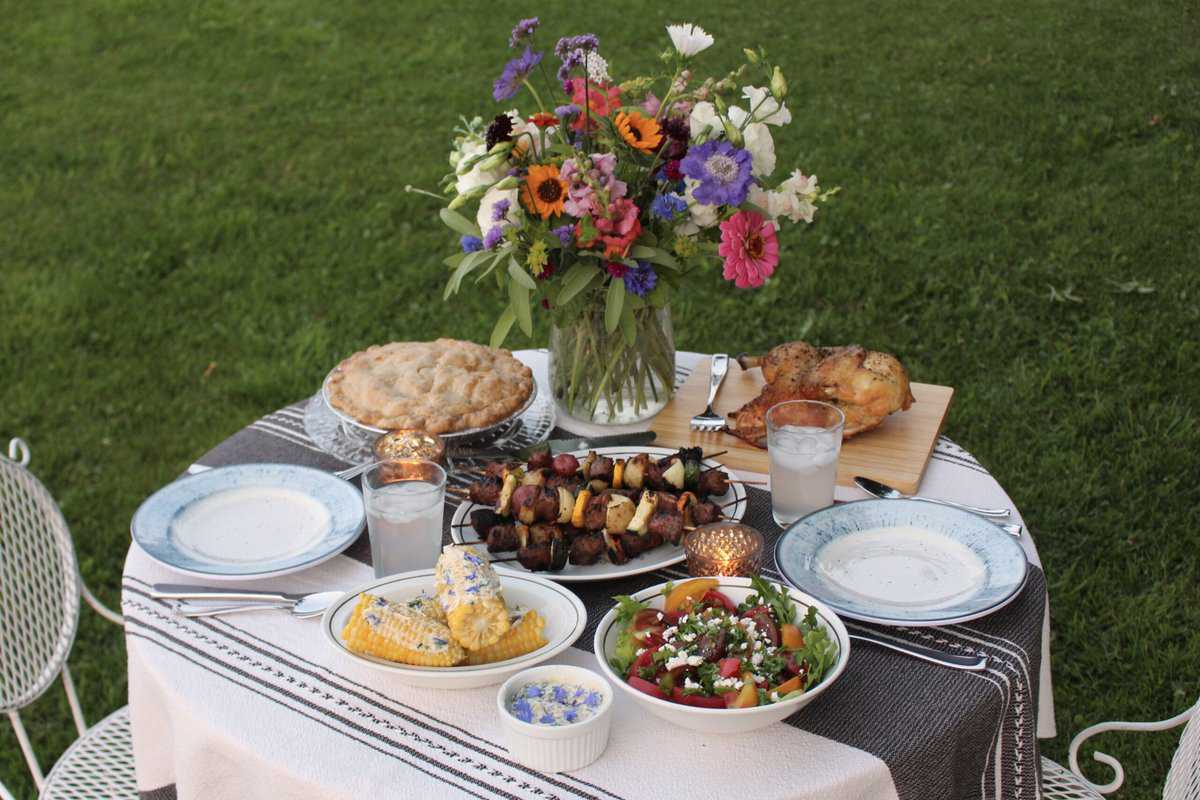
{"left": 727, "top": 342, "right": 915, "bottom": 444}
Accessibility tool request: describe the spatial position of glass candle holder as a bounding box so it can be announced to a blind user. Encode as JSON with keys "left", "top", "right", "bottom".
{"left": 683, "top": 523, "right": 766, "bottom": 577}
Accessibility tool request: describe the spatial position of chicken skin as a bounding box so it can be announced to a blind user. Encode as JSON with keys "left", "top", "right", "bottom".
{"left": 728, "top": 343, "right": 915, "bottom": 445}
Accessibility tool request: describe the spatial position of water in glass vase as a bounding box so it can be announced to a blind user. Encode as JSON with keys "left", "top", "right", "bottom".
{"left": 549, "top": 304, "right": 675, "bottom": 425}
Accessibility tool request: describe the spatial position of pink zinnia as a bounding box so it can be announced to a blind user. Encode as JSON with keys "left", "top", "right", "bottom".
{"left": 718, "top": 210, "right": 779, "bottom": 288}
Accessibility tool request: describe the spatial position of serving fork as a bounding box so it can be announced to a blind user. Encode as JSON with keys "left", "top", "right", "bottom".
{"left": 690, "top": 354, "right": 729, "bottom": 431}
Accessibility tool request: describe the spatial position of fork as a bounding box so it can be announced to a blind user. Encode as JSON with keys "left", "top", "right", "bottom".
{"left": 690, "top": 354, "right": 729, "bottom": 431}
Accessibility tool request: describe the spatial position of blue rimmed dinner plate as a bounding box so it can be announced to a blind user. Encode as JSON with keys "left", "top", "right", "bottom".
{"left": 132, "top": 463, "right": 365, "bottom": 580}
{"left": 774, "top": 499, "right": 1028, "bottom": 626}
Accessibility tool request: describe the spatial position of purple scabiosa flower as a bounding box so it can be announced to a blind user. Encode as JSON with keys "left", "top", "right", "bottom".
{"left": 554, "top": 34, "right": 599, "bottom": 58}
{"left": 552, "top": 224, "right": 574, "bottom": 247}
{"left": 508, "top": 17, "right": 539, "bottom": 48}
{"left": 491, "top": 199, "right": 511, "bottom": 223}
{"left": 650, "top": 193, "right": 688, "bottom": 220}
{"left": 625, "top": 262, "right": 658, "bottom": 297}
{"left": 493, "top": 47, "right": 543, "bottom": 102}
{"left": 483, "top": 226, "right": 505, "bottom": 249}
{"left": 484, "top": 113, "right": 514, "bottom": 151}
{"left": 460, "top": 235, "right": 483, "bottom": 253}
{"left": 556, "top": 49, "right": 584, "bottom": 84}
{"left": 680, "top": 140, "right": 754, "bottom": 206}
{"left": 554, "top": 104, "right": 580, "bottom": 120}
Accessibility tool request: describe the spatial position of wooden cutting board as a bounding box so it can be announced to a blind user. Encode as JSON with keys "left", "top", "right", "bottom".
{"left": 650, "top": 360, "right": 954, "bottom": 494}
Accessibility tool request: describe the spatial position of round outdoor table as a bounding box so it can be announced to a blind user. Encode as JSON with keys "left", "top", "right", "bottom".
{"left": 122, "top": 351, "right": 1056, "bottom": 800}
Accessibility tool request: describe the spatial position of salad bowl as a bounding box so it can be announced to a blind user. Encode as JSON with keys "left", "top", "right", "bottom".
{"left": 593, "top": 577, "right": 850, "bottom": 734}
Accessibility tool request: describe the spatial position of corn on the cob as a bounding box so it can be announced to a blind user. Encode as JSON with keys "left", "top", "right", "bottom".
{"left": 341, "top": 593, "right": 466, "bottom": 667}
{"left": 435, "top": 544, "right": 510, "bottom": 650}
{"left": 464, "top": 609, "right": 547, "bottom": 665}
{"left": 404, "top": 592, "right": 446, "bottom": 623}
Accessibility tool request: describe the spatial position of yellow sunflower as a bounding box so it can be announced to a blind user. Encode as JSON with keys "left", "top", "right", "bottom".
{"left": 521, "top": 163, "right": 567, "bottom": 220}
{"left": 615, "top": 111, "right": 663, "bottom": 154}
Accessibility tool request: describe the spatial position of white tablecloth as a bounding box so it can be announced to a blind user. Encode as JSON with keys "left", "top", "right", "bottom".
{"left": 122, "top": 350, "right": 1055, "bottom": 800}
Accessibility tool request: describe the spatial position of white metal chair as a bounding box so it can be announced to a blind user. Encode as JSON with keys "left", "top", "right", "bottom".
{"left": 1, "top": 438, "right": 136, "bottom": 799}
{"left": 1041, "top": 694, "right": 1200, "bottom": 798}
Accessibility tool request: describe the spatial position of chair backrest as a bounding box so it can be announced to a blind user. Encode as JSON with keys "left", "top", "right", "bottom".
{"left": 0, "top": 447, "right": 81, "bottom": 712}
{"left": 1164, "top": 699, "right": 1200, "bottom": 800}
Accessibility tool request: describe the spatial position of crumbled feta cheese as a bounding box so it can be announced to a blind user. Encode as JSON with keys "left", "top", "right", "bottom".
{"left": 662, "top": 626, "right": 678, "bottom": 641}
{"left": 680, "top": 632, "right": 697, "bottom": 643}
{"left": 664, "top": 653, "right": 690, "bottom": 671}
{"left": 683, "top": 677, "right": 701, "bottom": 691}
{"left": 656, "top": 612, "right": 664, "bottom": 621}
{"left": 686, "top": 655, "right": 705, "bottom": 667}
{"left": 636, "top": 648, "right": 646, "bottom": 656}
{"left": 713, "top": 676, "right": 744, "bottom": 690}
{"left": 770, "top": 691, "right": 780, "bottom": 703}
{"left": 679, "top": 615, "right": 689, "bottom": 624}
{"left": 751, "top": 652, "right": 764, "bottom": 667}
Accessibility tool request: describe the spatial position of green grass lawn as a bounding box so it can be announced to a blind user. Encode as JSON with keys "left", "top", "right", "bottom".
{"left": 2, "top": 1, "right": 1198, "bottom": 797}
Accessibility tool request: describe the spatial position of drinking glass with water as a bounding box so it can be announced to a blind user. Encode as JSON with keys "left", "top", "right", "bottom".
{"left": 766, "top": 400, "right": 845, "bottom": 526}
{"left": 362, "top": 459, "right": 447, "bottom": 578}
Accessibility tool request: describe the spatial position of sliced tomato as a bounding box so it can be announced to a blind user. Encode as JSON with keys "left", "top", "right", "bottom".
{"left": 671, "top": 688, "right": 726, "bottom": 708}
{"left": 741, "top": 605, "right": 780, "bottom": 647}
{"left": 630, "top": 609, "right": 665, "bottom": 644}
{"left": 628, "top": 675, "right": 668, "bottom": 700}
{"left": 718, "top": 657, "right": 742, "bottom": 678}
{"left": 700, "top": 589, "right": 736, "bottom": 613}
{"left": 627, "top": 648, "right": 655, "bottom": 679}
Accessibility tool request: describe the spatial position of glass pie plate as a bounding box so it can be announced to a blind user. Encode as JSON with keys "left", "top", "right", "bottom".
{"left": 305, "top": 368, "right": 554, "bottom": 465}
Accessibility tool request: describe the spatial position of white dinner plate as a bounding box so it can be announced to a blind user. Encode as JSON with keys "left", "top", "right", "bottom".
{"left": 774, "top": 498, "right": 1029, "bottom": 626}
{"left": 322, "top": 570, "right": 587, "bottom": 689}
{"left": 131, "top": 463, "right": 365, "bottom": 580}
{"left": 448, "top": 446, "right": 749, "bottom": 583}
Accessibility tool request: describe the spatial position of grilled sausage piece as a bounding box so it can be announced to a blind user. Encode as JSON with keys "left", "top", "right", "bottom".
{"left": 517, "top": 543, "right": 552, "bottom": 572}
{"left": 483, "top": 462, "right": 512, "bottom": 478}
{"left": 691, "top": 502, "right": 721, "bottom": 525}
{"left": 529, "top": 523, "right": 559, "bottom": 546}
{"left": 469, "top": 476, "right": 503, "bottom": 506}
{"left": 527, "top": 450, "right": 554, "bottom": 471}
{"left": 545, "top": 473, "right": 581, "bottom": 493}
{"left": 619, "top": 530, "right": 664, "bottom": 557}
{"left": 582, "top": 491, "right": 610, "bottom": 531}
{"left": 648, "top": 512, "right": 685, "bottom": 545}
{"left": 587, "top": 456, "right": 614, "bottom": 483}
{"left": 532, "top": 486, "right": 560, "bottom": 522}
{"left": 469, "top": 508, "right": 501, "bottom": 537}
{"left": 698, "top": 469, "right": 730, "bottom": 498}
{"left": 484, "top": 524, "right": 519, "bottom": 553}
{"left": 568, "top": 533, "right": 605, "bottom": 565}
{"left": 511, "top": 484, "right": 541, "bottom": 524}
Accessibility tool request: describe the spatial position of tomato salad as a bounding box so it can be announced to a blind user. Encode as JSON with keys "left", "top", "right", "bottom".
{"left": 609, "top": 577, "right": 838, "bottom": 709}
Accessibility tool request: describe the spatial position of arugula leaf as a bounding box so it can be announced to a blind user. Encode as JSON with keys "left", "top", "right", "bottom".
{"left": 748, "top": 576, "right": 797, "bottom": 625}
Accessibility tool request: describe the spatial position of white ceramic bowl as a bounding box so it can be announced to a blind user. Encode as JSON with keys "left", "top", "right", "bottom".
{"left": 323, "top": 570, "right": 587, "bottom": 689}
{"left": 592, "top": 576, "right": 850, "bottom": 734}
{"left": 497, "top": 665, "right": 613, "bottom": 772}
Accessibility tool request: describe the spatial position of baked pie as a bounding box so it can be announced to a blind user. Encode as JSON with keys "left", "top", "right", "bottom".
{"left": 325, "top": 339, "right": 534, "bottom": 434}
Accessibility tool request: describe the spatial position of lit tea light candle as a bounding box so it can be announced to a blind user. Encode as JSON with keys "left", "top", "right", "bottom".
{"left": 683, "top": 523, "right": 765, "bottom": 577}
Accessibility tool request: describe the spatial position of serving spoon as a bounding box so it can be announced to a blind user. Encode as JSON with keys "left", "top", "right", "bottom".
{"left": 853, "top": 476, "right": 1011, "bottom": 519}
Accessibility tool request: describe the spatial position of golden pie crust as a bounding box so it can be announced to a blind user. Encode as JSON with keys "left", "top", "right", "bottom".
{"left": 325, "top": 339, "right": 534, "bottom": 434}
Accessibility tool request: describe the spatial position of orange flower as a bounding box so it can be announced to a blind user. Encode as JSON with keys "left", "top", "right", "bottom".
{"left": 528, "top": 112, "right": 558, "bottom": 128}
{"left": 521, "top": 163, "right": 567, "bottom": 219}
{"left": 615, "top": 111, "right": 663, "bottom": 154}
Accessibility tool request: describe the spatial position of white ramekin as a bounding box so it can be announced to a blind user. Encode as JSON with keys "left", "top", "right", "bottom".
{"left": 496, "top": 664, "right": 613, "bottom": 772}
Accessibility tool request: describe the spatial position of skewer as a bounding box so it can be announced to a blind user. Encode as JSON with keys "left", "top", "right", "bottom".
{"left": 447, "top": 486, "right": 470, "bottom": 500}
{"left": 703, "top": 450, "right": 729, "bottom": 459}
{"left": 719, "top": 497, "right": 741, "bottom": 509}
{"left": 728, "top": 479, "right": 766, "bottom": 487}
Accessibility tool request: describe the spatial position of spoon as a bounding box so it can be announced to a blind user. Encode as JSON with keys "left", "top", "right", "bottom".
{"left": 853, "top": 476, "right": 1011, "bottom": 519}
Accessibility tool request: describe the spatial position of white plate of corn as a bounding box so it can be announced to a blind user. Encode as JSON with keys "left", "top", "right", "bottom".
{"left": 323, "top": 546, "right": 587, "bottom": 689}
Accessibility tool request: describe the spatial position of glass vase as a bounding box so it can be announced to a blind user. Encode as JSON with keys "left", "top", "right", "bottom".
{"left": 548, "top": 303, "right": 675, "bottom": 426}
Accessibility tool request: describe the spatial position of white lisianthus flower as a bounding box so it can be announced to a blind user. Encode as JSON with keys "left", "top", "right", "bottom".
{"left": 505, "top": 109, "right": 554, "bottom": 157}
{"left": 779, "top": 170, "right": 820, "bottom": 222}
{"left": 741, "top": 85, "right": 792, "bottom": 126}
{"left": 688, "top": 101, "right": 722, "bottom": 140}
{"left": 680, "top": 177, "right": 720, "bottom": 233}
{"left": 476, "top": 185, "right": 521, "bottom": 236}
{"left": 728, "top": 107, "right": 776, "bottom": 176}
{"left": 454, "top": 139, "right": 505, "bottom": 195}
{"left": 666, "top": 23, "right": 714, "bottom": 57}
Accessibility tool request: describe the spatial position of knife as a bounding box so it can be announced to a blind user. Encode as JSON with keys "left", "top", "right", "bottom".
{"left": 465, "top": 430, "right": 657, "bottom": 461}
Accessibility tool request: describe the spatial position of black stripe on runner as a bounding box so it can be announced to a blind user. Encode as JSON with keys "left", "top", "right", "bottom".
{"left": 123, "top": 612, "right": 546, "bottom": 800}
{"left": 122, "top": 586, "right": 608, "bottom": 800}
{"left": 124, "top": 628, "right": 492, "bottom": 800}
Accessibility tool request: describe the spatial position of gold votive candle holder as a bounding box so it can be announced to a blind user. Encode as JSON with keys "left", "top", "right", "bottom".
{"left": 683, "top": 522, "right": 766, "bottom": 577}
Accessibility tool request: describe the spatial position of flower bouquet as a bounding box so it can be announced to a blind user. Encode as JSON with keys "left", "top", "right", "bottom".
{"left": 425, "top": 18, "right": 834, "bottom": 425}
